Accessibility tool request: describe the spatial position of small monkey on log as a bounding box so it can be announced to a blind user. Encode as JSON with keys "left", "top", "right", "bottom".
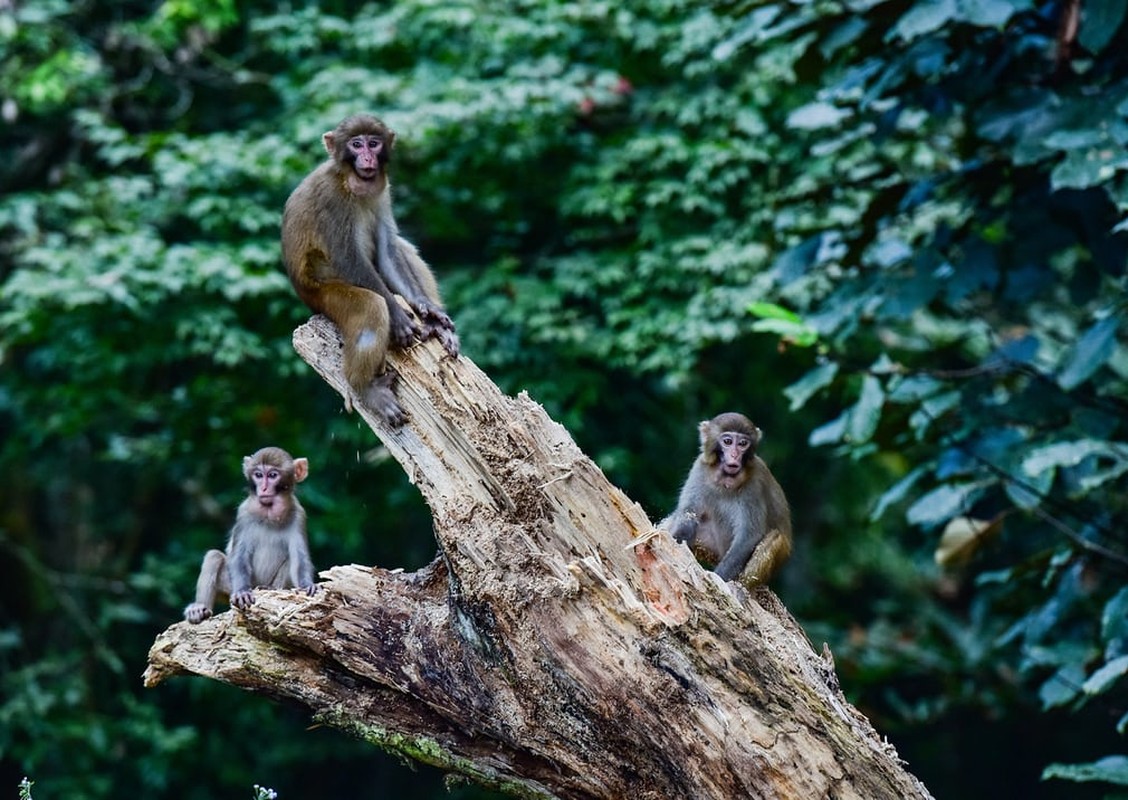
{"left": 281, "top": 113, "right": 459, "bottom": 426}
{"left": 184, "top": 447, "right": 318, "bottom": 624}
{"left": 660, "top": 412, "right": 792, "bottom": 588}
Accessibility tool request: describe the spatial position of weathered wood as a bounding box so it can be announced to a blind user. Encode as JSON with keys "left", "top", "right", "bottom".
{"left": 145, "top": 315, "right": 934, "bottom": 800}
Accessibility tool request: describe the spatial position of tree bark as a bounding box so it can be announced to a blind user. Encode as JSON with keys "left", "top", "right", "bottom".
{"left": 144, "top": 315, "right": 934, "bottom": 800}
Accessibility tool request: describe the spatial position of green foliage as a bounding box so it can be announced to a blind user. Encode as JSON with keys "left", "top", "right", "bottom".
{"left": 1, "top": 0, "right": 1127, "bottom": 797}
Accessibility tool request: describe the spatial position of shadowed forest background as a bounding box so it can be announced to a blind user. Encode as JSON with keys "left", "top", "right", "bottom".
{"left": 1, "top": 1, "right": 1127, "bottom": 798}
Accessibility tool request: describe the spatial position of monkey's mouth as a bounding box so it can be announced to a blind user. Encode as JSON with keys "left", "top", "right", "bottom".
{"left": 721, "top": 463, "right": 742, "bottom": 476}
{"left": 354, "top": 167, "right": 379, "bottom": 180}
{"left": 258, "top": 495, "right": 277, "bottom": 508}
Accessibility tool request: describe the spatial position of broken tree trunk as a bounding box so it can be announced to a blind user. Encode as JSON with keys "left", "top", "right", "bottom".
{"left": 144, "top": 315, "right": 934, "bottom": 800}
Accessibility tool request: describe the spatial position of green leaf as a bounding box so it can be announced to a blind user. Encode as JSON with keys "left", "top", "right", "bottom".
{"left": 1039, "top": 663, "right": 1086, "bottom": 709}
{"left": 1102, "top": 587, "right": 1128, "bottom": 642}
{"left": 1058, "top": 317, "right": 1120, "bottom": 389}
{"left": 1082, "top": 654, "right": 1128, "bottom": 695}
{"left": 871, "top": 465, "right": 928, "bottom": 520}
{"left": 747, "top": 301, "right": 802, "bottom": 322}
{"left": 783, "top": 361, "right": 839, "bottom": 411}
{"left": 1006, "top": 466, "right": 1053, "bottom": 509}
{"left": 887, "top": 375, "right": 943, "bottom": 403}
{"left": 748, "top": 302, "right": 819, "bottom": 346}
{"left": 956, "top": 0, "right": 1021, "bottom": 27}
{"left": 810, "top": 411, "right": 848, "bottom": 447}
{"left": 846, "top": 374, "right": 884, "bottom": 444}
{"left": 1022, "top": 439, "right": 1127, "bottom": 476}
{"left": 1078, "top": 0, "right": 1128, "bottom": 54}
{"left": 1043, "top": 755, "right": 1128, "bottom": 785}
{"left": 1051, "top": 148, "right": 1128, "bottom": 191}
{"left": 786, "top": 102, "right": 852, "bottom": 130}
{"left": 890, "top": 0, "right": 957, "bottom": 41}
{"left": 906, "top": 482, "right": 985, "bottom": 528}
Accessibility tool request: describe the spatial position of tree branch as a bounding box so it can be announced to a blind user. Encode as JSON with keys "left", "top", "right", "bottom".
{"left": 145, "top": 315, "right": 934, "bottom": 800}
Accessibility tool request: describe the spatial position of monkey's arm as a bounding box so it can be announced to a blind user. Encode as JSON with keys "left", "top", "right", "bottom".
{"left": 382, "top": 232, "right": 460, "bottom": 357}
{"left": 227, "top": 525, "right": 256, "bottom": 608}
{"left": 713, "top": 515, "right": 767, "bottom": 582}
{"left": 289, "top": 533, "right": 318, "bottom": 594}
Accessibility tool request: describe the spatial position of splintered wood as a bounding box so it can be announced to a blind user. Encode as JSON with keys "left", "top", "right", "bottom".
{"left": 144, "top": 315, "right": 934, "bottom": 800}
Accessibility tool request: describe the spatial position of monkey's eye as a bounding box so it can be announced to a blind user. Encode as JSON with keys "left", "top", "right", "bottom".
{"left": 268, "top": 470, "right": 280, "bottom": 480}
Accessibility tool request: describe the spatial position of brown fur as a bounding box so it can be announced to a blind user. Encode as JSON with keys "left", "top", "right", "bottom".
{"left": 281, "top": 114, "right": 458, "bottom": 425}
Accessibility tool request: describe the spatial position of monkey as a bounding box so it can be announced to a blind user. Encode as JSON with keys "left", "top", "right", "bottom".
{"left": 184, "top": 447, "right": 318, "bottom": 624}
{"left": 281, "top": 113, "right": 459, "bottom": 426}
{"left": 659, "top": 412, "right": 792, "bottom": 589}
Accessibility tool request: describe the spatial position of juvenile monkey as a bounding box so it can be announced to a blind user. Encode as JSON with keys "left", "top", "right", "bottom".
{"left": 281, "top": 113, "right": 459, "bottom": 426}
{"left": 184, "top": 447, "right": 318, "bottom": 624}
{"left": 660, "top": 412, "right": 792, "bottom": 588}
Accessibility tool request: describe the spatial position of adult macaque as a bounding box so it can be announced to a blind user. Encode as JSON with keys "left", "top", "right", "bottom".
{"left": 184, "top": 447, "right": 318, "bottom": 624}
{"left": 281, "top": 113, "right": 459, "bottom": 426}
{"left": 660, "top": 412, "right": 792, "bottom": 588}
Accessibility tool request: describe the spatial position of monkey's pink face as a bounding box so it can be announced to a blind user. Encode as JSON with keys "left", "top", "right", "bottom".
{"left": 717, "top": 433, "right": 752, "bottom": 477}
{"left": 348, "top": 135, "right": 384, "bottom": 179}
{"left": 250, "top": 465, "right": 289, "bottom": 516}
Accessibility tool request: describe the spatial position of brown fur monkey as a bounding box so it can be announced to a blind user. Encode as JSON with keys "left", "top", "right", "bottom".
{"left": 660, "top": 412, "right": 792, "bottom": 588}
{"left": 184, "top": 447, "right": 318, "bottom": 624}
{"left": 281, "top": 113, "right": 459, "bottom": 426}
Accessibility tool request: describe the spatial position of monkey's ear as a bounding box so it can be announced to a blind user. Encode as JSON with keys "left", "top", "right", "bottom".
{"left": 242, "top": 455, "right": 254, "bottom": 475}
{"left": 321, "top": 131, "right": 336, "bottom": 156}
{"left": 697, "top": 420, "right": 711, "bottom": 445}
{"left": 292, "top": 458, "right": 309, "bottom": 483}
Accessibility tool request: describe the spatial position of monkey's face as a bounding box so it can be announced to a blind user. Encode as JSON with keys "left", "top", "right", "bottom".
{"left": 246, "top": 461, "right": 293, "bottom": 519}
{"left": 715, "top": 432, "right": 753, "bottom": 477}
{"left": 346, "top": 134, "right": 385, "bottom": 180}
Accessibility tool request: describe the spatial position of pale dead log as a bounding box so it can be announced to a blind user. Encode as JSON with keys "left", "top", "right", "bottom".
{"left": 145, "top": 314, "right": 934, "bottom": 800}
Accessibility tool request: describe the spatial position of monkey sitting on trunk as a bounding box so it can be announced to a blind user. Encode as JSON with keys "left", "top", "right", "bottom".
{"left": 184, "top": 447, "right": 318, "bottom": 624}
{"left": 281, "top": 113, "right": 460, "bottom": 426}
{"left": 660, "top": 412, "right": 792, "bottom": 588}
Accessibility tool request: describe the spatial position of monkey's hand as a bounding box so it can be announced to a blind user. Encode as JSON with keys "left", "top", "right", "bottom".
{"left": 230, "top": 589, "right": 256, "bottom": 609}
{"left": 301, "top": 583, "right": 319, "bottom": 597}
{"left": 183, "top": 603, "right": 213, "bottom": 624}
{"left": 428, "top": 324, "right": 461, "bottom": 358}
{"left": 388, "top": 304, "right": 423, "bottom": 348}
{"left": 412, "top": 298, "right": 454, "bottom": 331}
{"left": 668, "top": 513, "right": 699, "bottom": 544}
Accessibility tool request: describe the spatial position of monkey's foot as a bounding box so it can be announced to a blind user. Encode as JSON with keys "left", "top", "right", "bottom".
{"left": 366, "top": 372, "right": 407, "bottom": 427}
{"left": 183, "top": 603, "right": 213, "bottom": 624}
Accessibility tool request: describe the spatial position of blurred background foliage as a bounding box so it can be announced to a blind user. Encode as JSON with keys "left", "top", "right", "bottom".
{"left": 1, "top": 0, "right": 1126, "bottom": 797}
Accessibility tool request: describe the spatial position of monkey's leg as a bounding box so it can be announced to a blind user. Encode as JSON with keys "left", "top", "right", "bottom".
{"left": 318, "top": 285, "right": 408, "bottom": 426}
{"left": 184, "top": 549, "right": 229, "bottom": 624}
